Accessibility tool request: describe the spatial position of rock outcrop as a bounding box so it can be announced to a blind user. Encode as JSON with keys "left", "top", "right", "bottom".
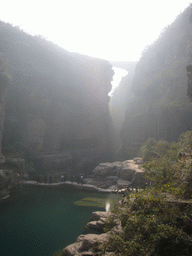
{"left": 63, "top": 211, "right": 121, "bottom": 256}
{"left": 84, "top": 157, "right": 145, "bottom": 189}
{"left": 63, "top": 233, "right": 109, "bottom": 256}
{"left": 86, "top": 211, "right": 111, "bottom": 232}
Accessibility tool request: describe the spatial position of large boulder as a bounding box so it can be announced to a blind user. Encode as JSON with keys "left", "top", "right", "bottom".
{"left": 91, "top": 211, "right": 110, "bottom": 221}
{"left": 88, "top": 158, "right": 145, "bottom": 189}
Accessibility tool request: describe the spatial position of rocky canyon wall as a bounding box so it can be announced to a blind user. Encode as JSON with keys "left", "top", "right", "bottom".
{"left": 109, "top": 62, "right": 136, "bottom": 133}
{"left": 119, "top": 5, "right": 192, "bottom": 159}
{"left": 0, "top": 60, "right": 10, "bottom": 162}
{"left": 0, "top": 21, "right": 115, "bottom": 173}
{"left": 0, "top": 72, "right": 9, "bottom": 162}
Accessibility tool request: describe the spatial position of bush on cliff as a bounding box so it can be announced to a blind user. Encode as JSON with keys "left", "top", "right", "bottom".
{"left": 141, "top": 131, "right": 192, "bottom": 199}
{"left": 102, "top": 131, "right": 192, "bottom": 255}
{"left": 103, "top": 194, "right": 192, "bottom": 256}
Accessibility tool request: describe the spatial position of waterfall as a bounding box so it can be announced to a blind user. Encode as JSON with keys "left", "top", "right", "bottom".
{"left": 105, "top": 201, "right": 110, "bottom": 212}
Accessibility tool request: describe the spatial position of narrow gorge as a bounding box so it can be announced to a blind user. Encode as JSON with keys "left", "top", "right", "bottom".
{"left": 1, "top": 3, "right": 192, "bottom": 256}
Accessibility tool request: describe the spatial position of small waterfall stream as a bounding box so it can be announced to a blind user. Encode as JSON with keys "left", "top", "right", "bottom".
{"left": 105, "top": 201, "right": 110, "bottom": 212}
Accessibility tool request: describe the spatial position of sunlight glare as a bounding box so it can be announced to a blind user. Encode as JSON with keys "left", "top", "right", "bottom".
{"left": 0, "top": 0, "right": 191, "bottom": 61}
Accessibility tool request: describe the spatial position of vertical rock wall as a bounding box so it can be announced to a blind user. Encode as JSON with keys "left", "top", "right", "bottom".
{"left": 0, "top": 22, "right": 115, "bottom": 172}
{"left": 120, "top": 5, "right": 192, "bottom": 159}
{"left": 0, "top": 72, "right": 9, "bottom": 161}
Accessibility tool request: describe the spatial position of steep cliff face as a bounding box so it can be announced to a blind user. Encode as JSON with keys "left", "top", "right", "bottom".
{"left": 0, "top": 61, "right": 10, "bottom": 162}
{"left": 0, "top": 22, "right": 114, "bottom": 173}
{"left": 109, "top": 62, "right": 136, "bottom": 133}
{"left": 120, "top": 5, "right": 192, "bottom": 159}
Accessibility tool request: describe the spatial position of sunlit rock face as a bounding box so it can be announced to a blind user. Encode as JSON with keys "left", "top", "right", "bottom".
{"left": 120, "top": 5, "right": 192, "bottom": 159}
{"left": 0, "top": 21, "right": 115, "bottom": 172}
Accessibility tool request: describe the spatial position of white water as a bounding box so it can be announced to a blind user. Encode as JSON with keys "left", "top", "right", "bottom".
{"left": 108, "top": 67, "right": 128, "bottom": 96}
{"left": 105, "top": 201, "right": 110, "bottom": 212}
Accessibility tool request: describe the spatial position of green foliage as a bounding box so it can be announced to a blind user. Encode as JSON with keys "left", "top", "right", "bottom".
{"left": 104, "top": 212, "right": 119, "bottom": 231}
{"left": 144, "top": 157, "right": 179, "bottom": 188}
{"left": 153, "top": 140, "right": 171, "bottom": 157}
{"left": 176, "top": 131, "right": 192, "bottom": 152}
{"left": 103, "top": 192, "right": 192, "bottom": 256}
{"left": 140, "top": 131, "right": 191, "bottom": 162}
{"left": 140, "top": 138, "right": 171, "bottom": 162}
{"left": 103, "top": 131, "right": 192, "bottom": 255}
{"left": 139, "top": 138, "right": 157, "bottom": 162}
{"left": 141, "top": 131, "right": 192, "bottom": 198}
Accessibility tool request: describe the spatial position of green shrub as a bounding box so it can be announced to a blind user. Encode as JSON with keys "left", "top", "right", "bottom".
{"left": 102, "top": 131, "right": 192, "bottom": 255}
{"left": 103, "top": 193, "right": 192, "bottom": 255}
{"left": 139, "top": 138, "right": 157, "bottom": 162}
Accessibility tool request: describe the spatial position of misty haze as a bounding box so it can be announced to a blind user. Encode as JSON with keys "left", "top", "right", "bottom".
{"left": 1, "top": 1, "right": 192, "bottom": 256}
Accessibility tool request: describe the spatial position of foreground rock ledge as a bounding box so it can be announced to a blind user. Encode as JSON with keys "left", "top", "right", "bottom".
{"left": 63, "top": 211, "right": 121, "bottom": 256}
{"left": 63, "top": 233, "right": 109, "bottom": 256}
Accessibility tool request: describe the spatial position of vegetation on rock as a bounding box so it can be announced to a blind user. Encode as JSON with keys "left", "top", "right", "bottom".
{"left": 101, "top": 131, "right": 192, "bottom": 255}
{"left": 120, "top": 5, "right": 192, "bottom": 159}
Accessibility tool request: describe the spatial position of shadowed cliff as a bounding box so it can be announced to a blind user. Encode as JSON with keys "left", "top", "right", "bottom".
{"left": 109, "top": 61, "right": 136, "bottom": 133}
{"left": 0, "top": 58, "right": 11, "bottom": 162}
{"left": 0, "top": 21, "right": 115, "bottom": 174}
{"left": 119, "top": 5, "right": 192, "bottom": 159}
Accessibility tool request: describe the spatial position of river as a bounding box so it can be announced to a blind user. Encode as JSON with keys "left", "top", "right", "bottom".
{"left": 0, "top": 185, "right": 115, "bottom": 256}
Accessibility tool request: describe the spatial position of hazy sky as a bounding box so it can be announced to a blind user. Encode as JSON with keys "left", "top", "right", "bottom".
{"left": 0, "top": 0, "right": 191, "bottom": 61}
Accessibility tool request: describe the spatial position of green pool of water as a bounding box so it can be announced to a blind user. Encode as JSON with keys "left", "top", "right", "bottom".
{"left": 0, "top": 185, "right": 115, "bottom": 256}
